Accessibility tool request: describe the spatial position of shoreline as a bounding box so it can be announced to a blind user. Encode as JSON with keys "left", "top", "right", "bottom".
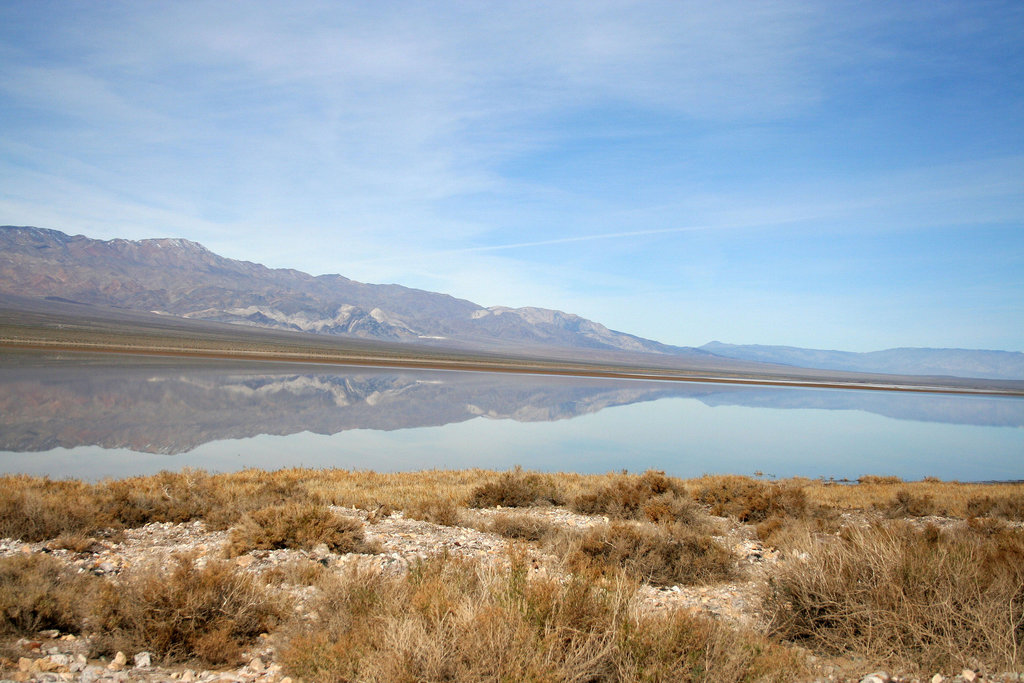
{"left": 4, "top": 338, "right": 1022, "bottom": 397}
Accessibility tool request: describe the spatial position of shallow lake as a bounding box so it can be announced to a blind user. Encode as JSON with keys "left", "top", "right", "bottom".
{"left": 1, "top": 352, "right": 1021, "bottom": 481}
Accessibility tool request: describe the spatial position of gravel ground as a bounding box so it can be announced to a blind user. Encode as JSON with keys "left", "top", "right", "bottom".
{"left": 1, "top": 508, "right": 1020, "bottom": 683}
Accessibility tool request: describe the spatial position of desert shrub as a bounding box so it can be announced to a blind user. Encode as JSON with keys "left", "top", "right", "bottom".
{"left": 877, "top": 489, "right": 940, "bottom": 517}
{"left": 754, "top": 516, "right": 786, "bottom": 545}
{"left": 572, "top": 470, "right": 703, "bottom": 525}
{"left": 94, "top": 468, "right": 238, "bottom": 530}
{"left": 966, "top": 494, "right": 1024, "bottom": 521}
{"left": 262, "top": 558, "right": 331, "bottom": 588}
{"left": 405, "top": 498, "right": 462, "bottom": 526}
{"left": 764, "top": 521, "right": 1024, "bottom": 672}
{"left": 754, "top": 516, "right": 840, "bottom": 551}
{"left": 694, "top": 476, "right": 808, "bottom": 522}
{"left": 0, "top": 477, "right": 111, "bottom": 541}
{"left": 466, "top": 467, "right": 564, "bottom": 508}
{"left": 48, "top": 532, "right": 103, "bottom": 554}
{"left": 488, "top": 512, "right": 556, "bottom": 541}
{"left": 565, "top": 522, "right": 733, "bottom": 586}
{"left": 0, "top": 554, "right": 98, "bottom": 635}
{"left": 616, "top": 604, "right": 808, "bottom": 682}
{"left": 228, "top": 503, "right": 377, "bottom": 556}
{"left": 857, "top": 475, "right": 903, "bottom": 485}
{"left": 93, "top": 554, "right": 284, "bottom": 665}
{"left": 280, "top": 553, "right": 803, "bottom": 682}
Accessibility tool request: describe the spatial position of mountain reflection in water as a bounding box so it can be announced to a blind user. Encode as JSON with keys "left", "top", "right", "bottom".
{"left": 1, "top": 354, "right": 1021, "bottom": 456}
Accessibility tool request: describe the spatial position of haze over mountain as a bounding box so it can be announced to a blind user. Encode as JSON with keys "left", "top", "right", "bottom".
{"left": 702, "top": 342, "right": 1024, "bottom": 382}
{"left": 2, "top": 225, "right": 1022, "bottom": 381}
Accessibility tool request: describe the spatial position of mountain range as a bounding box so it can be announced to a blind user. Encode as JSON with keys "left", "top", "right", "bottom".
{"left": 2, "top": 225, "right": 1022, "bottom": 381}
{"left": 0, "top": 225, "right": 680, "bottom": 356}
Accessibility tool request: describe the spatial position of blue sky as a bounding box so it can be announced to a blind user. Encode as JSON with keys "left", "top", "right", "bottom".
{"left": 1, "top": 1, "right": 1022, "bottom": 352}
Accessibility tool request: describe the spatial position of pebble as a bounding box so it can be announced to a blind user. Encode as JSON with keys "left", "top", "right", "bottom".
{"left": 107, "top": 651, "right": 127, "bottom": 671}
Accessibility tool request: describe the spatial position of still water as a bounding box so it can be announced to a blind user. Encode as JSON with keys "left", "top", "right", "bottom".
{"left": 1, "top": 352, "right": 1021, "bottom": 481}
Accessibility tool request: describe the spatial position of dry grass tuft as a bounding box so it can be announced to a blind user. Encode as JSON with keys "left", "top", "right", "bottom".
{"left": 857, "top": 475, "right": 904, "bottom": 485}
{"left": 694, "top": 475, "right": 808, "bottom": 522}
{"left": 0, "top": 476, "right": 112, "bottom": 541}
{"left": 877, "top": 489, "right": 944, "bottom": 517}
{"left": 404, "top": 498, "right": 462, "bottom": 526}
{"left": 966, "top": 495, "right": 1024, "bottom": 521}
{"left": 467, "top": 466, "right": 565, "bottom": 508}
{"left": 280, "top": 553, "right": 804, "bottom": 682}
{"left": 764, "top": 521, "right": 1024, "bottom": 673}
{"left": 93, "top": 554, "right": 284, "bottom": 665}
{"left": 487, "top": 511, "right": 557, "bottom": 542}
{"left": 572, "top": 470, "right": 704, "bottom": 526}
{"left": 48, "top": 532, "right": 103, "bottom": 554}
{"left": 0, "top": 554, "right": 98, "bottom": 635}
{"left": 262, "top": 558, "right": 331, "bottom": 588}
{"left": 228, "top": 503, "right": 378, "bottom": 556}
{"left": 562, "top": 522, "right": 734, "bottom": 587}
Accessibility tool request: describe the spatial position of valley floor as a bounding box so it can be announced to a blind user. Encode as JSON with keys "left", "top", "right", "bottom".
{"left": 1, "top": 469, "right": 1022, "bottom": 682}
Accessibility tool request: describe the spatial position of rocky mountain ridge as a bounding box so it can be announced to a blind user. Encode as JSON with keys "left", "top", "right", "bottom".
{"left": 0, "top": 226, "right": 684, "bottom": 356}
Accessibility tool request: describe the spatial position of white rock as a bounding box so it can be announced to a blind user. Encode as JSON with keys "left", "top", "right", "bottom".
{"left": 46, "top": 653, "right": 73, "bottom": 669}
{"left": 931, "top": 675, "right": 944, "bottom": 683}
{"left": 860, "top": 673, "right": 889, "bottom": 683}
{"left": 134, "top": 651, "right": 152, "bottom": 668}
{"left": 107, "top": 651, "right": 127, "bottom": 671}
{"left": 962, "top": 670, "right": 977, "bottom": 682}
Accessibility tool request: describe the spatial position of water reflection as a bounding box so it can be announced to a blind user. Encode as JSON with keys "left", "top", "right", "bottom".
{"left": 0, "top": 353, "right": 1021, "bottom": 481}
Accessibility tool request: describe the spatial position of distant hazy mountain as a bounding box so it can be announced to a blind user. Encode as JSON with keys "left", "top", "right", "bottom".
{"left": 0, "top": 226, "right": 688, "bottom": 356}
{"left": 701, "top": 342, "right": 1024, "bottom": 381}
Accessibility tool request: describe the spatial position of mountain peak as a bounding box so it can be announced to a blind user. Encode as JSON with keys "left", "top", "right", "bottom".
{"left": 138, "top": 237, "right": 209, "bottom": 252}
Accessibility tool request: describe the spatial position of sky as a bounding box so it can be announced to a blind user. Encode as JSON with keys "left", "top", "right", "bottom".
{"left": 1, "top": 1, "right": 1022, "bottom": 353}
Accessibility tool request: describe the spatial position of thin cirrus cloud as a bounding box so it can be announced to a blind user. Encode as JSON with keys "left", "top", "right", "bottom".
{"left": 0, "top": 1, "right": 1022, "bottom": 352}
